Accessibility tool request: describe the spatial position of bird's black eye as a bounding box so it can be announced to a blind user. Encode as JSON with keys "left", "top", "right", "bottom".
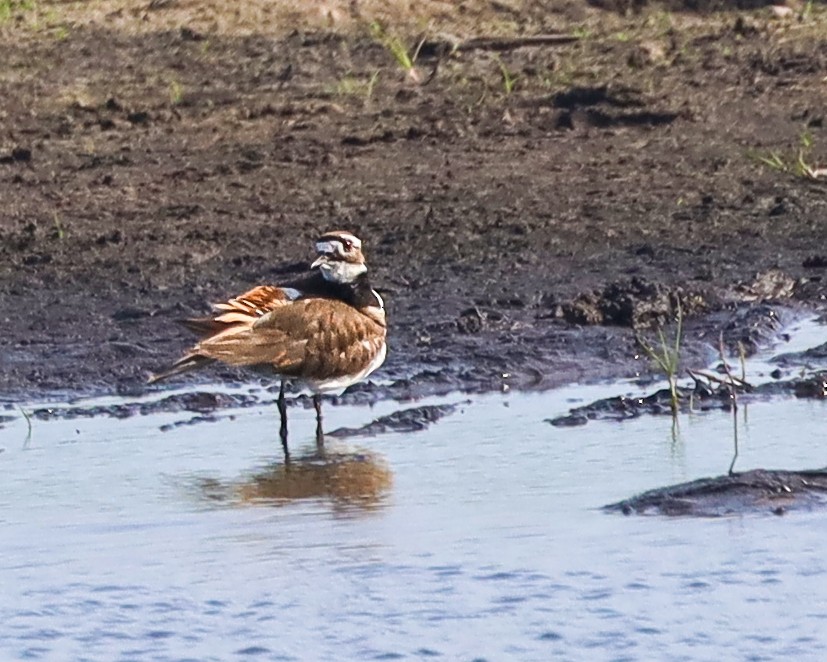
{"left": 341, "top": 239, "right": 352, "bottom": 250}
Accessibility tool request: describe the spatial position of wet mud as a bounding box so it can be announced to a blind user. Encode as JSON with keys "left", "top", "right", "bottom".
{"left": 604, "top": 469, "right": 827, "bottom": 517}
{"left": 548, "top": 369, "right": 827, "bottom": 426}
{"left": 18, "top": 388, "right": 463, "bottom": 440}
{"left": 772, "top": 340, "right": 827, "bottom": 369}
{"left": 546, "top": 300, "right": 827, "bottom": 424}
{"left": 328, "top": 403, "right": 463, "bottom": 438}
{"left": 2, "top": 4, "right": 827, "bottom": 404}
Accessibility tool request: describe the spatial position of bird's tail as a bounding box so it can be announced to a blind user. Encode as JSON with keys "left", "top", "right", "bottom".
{"left": 147, "top": 353, "right": 215, "bottom": 384}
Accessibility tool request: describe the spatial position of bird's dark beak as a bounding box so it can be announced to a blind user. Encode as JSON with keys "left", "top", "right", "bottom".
{"left": 311, "top": 254, "right": 329, "bottom": 270}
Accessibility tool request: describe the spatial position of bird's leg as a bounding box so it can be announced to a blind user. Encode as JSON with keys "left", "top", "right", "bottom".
{"left": 313, "top": 393, "right": 325, "bottom": 455}
{"left": 277, "top": 380, "right": 289, "bottom": 461}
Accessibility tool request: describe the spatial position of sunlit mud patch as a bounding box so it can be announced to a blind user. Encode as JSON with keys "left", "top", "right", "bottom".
{"left": 604, "top": 469, "right": 827, "bottom": 518}
{"left": 195, "top": 447, "right": 393, "bottom": 514}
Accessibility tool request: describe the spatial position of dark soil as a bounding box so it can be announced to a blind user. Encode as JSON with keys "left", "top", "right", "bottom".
{"left": 2, "top": 3, "right": 827, "bottom": 403}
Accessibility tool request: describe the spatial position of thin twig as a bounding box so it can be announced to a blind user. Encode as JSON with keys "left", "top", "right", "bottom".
{"left": 18, "top": 406, "right": 32, "bottom": 447}
{"left": 686, "top": 369, "right": 750, "bottom": 389}
{"left": 719, "top": 333, "right": 739, "bottom": 476}
{"left": 738, "top": 341, "right": 747, "bottom": 383}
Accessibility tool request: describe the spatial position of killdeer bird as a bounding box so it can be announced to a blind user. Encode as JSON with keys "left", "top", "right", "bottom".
{"left": 149, "top": 231, "right": 387, "bottom": 457}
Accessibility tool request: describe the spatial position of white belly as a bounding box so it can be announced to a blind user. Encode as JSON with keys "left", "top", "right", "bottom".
{"left": 304, "top": 342, "right": 387, "bottom": 395}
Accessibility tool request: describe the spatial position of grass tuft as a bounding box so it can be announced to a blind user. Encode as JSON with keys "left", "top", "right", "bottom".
{"left": 369, "top": 21, "right": 424, "bottom": 83}
{"left": 53, "top": 212, "right": 65, "bottom": 240}
{"left": 0, "top": 0, "right": 35, "bottom": 23}
{"left": 751, "top": 131, "right": 824, "bottom": 181}
{"left": 169, "top": 79, "right": 184, "bottom": 105}
{"left": 635, "top": 300, "right": 683, "bottom": 417}
{"left": 336, "top": 71, "right": 380, "bottom": 102}
{"left": 493, "top": 54, "right": 517, "bottom": 96}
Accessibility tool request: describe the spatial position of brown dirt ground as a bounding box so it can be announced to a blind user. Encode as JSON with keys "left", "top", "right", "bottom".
{"left": 1, "top": 0, "right": 826, "bottom": 402}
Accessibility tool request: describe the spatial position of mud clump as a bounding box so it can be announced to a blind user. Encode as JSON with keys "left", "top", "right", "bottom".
{"left": 773, "top": 342, "right": 827, "bottom": 370}
{"left": 793, "top": 374, "right": 827, "bottom": 399}
{"left": 559, "top": 277, "right": 706, "bottom": 329}
{"left": 605, "top": 469, "right": 827, "bottom": 517}
{"left": 455, "top": 307, "right": 509, "bottom": 334}
{"left": 736, "top": 269, "right": 797, "bottom": 302}
{"left": 712, "top": 302, "right": 796, "bottom": 356}
{"left": 328, "top": 403, "right": 462, "bottom": 438}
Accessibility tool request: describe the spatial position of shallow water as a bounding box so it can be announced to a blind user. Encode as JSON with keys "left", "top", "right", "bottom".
{"left": 3, "top": 321, "right": 827, "bottom": 661}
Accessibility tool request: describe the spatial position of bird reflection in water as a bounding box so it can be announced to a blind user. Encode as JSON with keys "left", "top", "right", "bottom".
{"left": 198, "top": 444, "right": 393, "bottom": 514}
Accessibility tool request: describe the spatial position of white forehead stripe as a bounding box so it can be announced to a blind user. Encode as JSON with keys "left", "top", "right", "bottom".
{"left": 317, "top": 234, "right": 362, "bottom": 251}
{"left": 315, "top": 240, "right": 338, "bottom": 254}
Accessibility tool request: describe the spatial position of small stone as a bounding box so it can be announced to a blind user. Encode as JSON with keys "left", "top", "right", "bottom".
{"left": 770, "top": 5, "right": 794, "bottom": 18}
{"left": 11, "top": 146, "right": 31, "bottom": 162}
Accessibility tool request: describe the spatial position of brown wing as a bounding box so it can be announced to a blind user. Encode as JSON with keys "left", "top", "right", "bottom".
{"left": 152, "top": 285, "right": 298, "bottom": 381}
{"left": 197, "top": 298, "right": 386, "bottom": 379}
{"left": 213, "top": 285, "right": 292, "bottom": 316}
{"left": 263, "top": 299, "right": 386, "bottom": 380}
{"left": 180, "top": 285, "right": 293, "bottom": 337}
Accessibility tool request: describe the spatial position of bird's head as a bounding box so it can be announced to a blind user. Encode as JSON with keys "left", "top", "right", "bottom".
{"left": 311, "top": 231, "right": 368, "bottom": 283}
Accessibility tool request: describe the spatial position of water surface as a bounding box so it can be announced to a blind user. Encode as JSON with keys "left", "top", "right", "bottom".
{"left": 3, "top": 317, "right": 827, "bottom": 660}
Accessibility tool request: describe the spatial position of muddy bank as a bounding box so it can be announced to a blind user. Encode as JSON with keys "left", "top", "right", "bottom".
{"left": 2, "top": 3, "right": 827, "bottom": 403}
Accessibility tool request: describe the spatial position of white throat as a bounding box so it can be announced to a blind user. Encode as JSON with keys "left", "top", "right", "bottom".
{"left": 320, "top": 261, "right": 367, "bottom": 283}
